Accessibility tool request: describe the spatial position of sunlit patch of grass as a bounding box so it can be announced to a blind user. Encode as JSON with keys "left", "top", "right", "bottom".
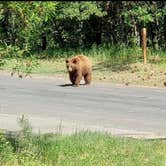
{"left": 32, "top": 59, "right": 66, "bottom": 75}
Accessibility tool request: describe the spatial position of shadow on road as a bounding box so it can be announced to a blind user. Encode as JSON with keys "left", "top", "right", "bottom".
{"left": 58, "top": 83, "right": 87, "bottom": 87}
{"left": 58, "top": 83, "right": 73, "bottom": 87}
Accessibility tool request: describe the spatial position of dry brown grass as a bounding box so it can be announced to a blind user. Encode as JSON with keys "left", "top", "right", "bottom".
{"left": 93, "top": 62, "right": 166, "bottom": 88}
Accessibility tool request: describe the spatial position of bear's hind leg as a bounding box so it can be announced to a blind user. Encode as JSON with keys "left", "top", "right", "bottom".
{"left": 84, "top": 72, "right": 92, "bottom": 85}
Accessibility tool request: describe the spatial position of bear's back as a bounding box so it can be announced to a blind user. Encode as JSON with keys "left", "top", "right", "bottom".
{"left": 76, "top": 55, "right": 91, "bottom": 66}
{"left": 76, "top": 55, "right": 92, "bottom": 74}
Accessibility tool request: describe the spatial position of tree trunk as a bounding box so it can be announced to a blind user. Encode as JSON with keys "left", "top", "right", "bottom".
{"left": 1, "top": 6, "right": 10, "bottom": 44}
{"left": 42, "top": 34, "right": 47, "bottom": 50}
{"left": 78, "top": 21, "right": 83, "bottom": 46}
{"left": 134, "top": 24, "right": 140, "bottom": 46}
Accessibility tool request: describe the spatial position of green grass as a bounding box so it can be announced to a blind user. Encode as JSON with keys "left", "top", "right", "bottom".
{"left": 0, "top": 130, "right": 166, "bottom": 166}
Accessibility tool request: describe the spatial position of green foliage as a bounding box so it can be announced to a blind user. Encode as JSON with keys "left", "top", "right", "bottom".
{"left": 122, "top": 5, "right": 154, "bottom": 27}
{"left": 121, "top": 1, "right": 166, "bottom": 28}
{"left": 15, "top": 115, "right": 38, "bottom": 165}
{"left": 0, "top": 1, "right": 166, "bottom": 51}
{"left": 0, "top": 131, "right": 15, "bottom": 165}
{"left": 56, "top": 2, "right": 105, "bottom": 20}
{"left": 0, "top": 42, "right": 39, "bottom": 77}
{"left": 11, "top": 56, "right": 39, "bottom": 78}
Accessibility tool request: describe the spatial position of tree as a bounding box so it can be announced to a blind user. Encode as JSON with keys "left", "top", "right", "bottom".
{"left": 0, "top": 1, "right": 165, "bottom": 53}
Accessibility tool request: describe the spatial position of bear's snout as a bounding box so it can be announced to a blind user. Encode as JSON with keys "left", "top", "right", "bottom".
{"left": 66, "top": 65, "right": 73, "bottom": 72}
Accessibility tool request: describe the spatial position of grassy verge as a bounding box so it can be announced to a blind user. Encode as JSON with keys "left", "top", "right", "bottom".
{"left": 0, "top": 116, "right": 166, "bottom": 166}
{"left": 1, "top": 130, "right": 166, "bottom": 166}
{"left": 0, "top": 45, "right": 166, "bottom": 87}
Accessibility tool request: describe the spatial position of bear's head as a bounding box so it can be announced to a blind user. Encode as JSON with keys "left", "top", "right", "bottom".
{"left": 66, "top": 57, "right": 79, "bottom": 72}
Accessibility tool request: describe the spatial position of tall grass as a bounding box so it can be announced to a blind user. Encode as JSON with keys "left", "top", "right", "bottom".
{"left": 1, "top": 43, "right": 165, "bottom": 62}
{"left": 37, "top": 44, "right": 143, "bottom": 61}
{"left": 36, "top": 44, "right": 166, "bottom": 66}
{"left": 0, "top": 115, "right": 166, "bottom": 166}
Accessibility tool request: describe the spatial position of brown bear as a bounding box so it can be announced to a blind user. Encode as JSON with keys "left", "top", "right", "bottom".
{"left": 65, "top": 55, "right": 92, "bottom": 86}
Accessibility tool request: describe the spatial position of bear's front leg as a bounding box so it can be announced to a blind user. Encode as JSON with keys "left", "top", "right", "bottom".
{"left": 74, "top": 72, "right": 82, "bottom": 87}
{"left": 69, "top": 73, "right": 76, "bottom": 85}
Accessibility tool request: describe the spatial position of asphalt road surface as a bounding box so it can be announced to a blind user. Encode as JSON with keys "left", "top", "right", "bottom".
{"left": 0, "top": 73, "right": 166, "bottom": 138}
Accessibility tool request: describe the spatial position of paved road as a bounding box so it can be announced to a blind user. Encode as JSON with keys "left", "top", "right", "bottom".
{"left": 0, "top": 73, "right": 166, "bottom": 138}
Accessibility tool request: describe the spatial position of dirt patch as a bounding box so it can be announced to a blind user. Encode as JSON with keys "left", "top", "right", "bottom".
{"left": 93, "top": 62, "right": 166, "bottom": 88}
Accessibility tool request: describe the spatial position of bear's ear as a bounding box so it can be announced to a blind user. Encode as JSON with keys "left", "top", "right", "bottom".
{"left": 72, "top": 59, "right": 78, "bottom": 64}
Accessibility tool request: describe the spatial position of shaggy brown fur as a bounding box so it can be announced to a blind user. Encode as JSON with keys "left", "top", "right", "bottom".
{"left": 65, "top": 55, "right": 92, "bottom": 86}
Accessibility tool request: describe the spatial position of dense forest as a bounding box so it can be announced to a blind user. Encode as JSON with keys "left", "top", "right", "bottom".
{"left": 0, "top": 1, "right": 166, "bottom": 55}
